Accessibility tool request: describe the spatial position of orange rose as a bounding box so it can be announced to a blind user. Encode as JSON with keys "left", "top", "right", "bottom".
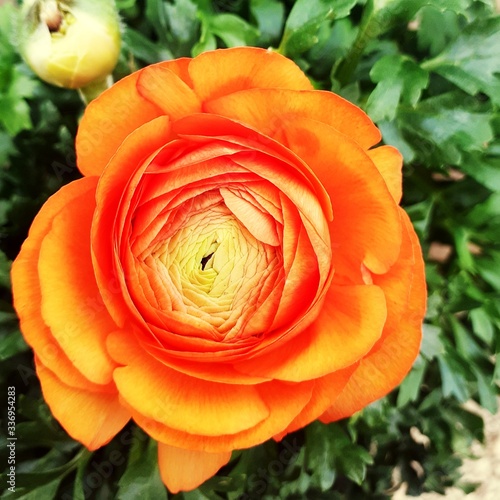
{"left": 11, "top": 47, "right": 426, "bottom": 492}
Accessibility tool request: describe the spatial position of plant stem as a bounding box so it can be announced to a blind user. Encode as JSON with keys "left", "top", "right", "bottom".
{"left": 77, "top": 74, "right": 113, "bottom": 105}
{"left": 333, "top": 0, "right": 380, "bottom": 87}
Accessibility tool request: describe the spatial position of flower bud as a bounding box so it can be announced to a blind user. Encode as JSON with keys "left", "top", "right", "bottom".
{"left": 19, "top": 0, "right": 121, "bottom": 89}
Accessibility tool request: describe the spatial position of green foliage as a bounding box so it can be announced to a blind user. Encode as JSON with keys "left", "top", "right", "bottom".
{"left": 1, "top": 0, "right": 500, "bottom": 498}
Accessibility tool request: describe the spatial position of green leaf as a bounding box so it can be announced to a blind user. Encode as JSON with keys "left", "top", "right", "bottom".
{"left": 420, "top": 324, "right": 446, "bottom": 360}
{"left": 2, "top": 476, "right": 63, "bottom": 499}
{"left": 71, "top": 450, "right": 93, "bottom": 500}
{"left": 305, "top": 422, "right": 339, "bottom": 490}
{"left": 305, "top": 422, "right": 373, "bottom": 489}
{"left": 417, "top": 6, "right": 462, "bottom": 56}
{"left": 0, "top": 96, "right": 32, "bottom": 136}
{"left": 145, "top": 0, "right": 170, "bottom": 45}
{"left": 378, "top": 119, "right": 416, "bottom": 162}
{"left": 470, "top": 307, "right": 495, "bottom": 344}
{"left": 250, "top": 0, "right": 285, "bottom": 46}
{"left": 422, "top": 17, "right": 500, "bottom": 105}
{"left": 209, "top": 13, "right": 259, "bottom": 47}
{"left": 397, "top": 355, "right": 427, "bottom": 407}
{"left": 459, "top": 152, "right": 500, "bottom": 192}
{"left": 117, "top": 435, "right": 166, "bottom": 500}
{"left": 165, "top": 0, "right": 200, "bottom": 44}
{"left": 473, "top": 366, "right": 498, "bottom": 414}
{"left": 366, "top": 55, "right": 429, "bottom": 122}
{"left": 0, "top": 131, "right": 17, "bottom": 166}
{"left": 438, "top": 354, "right": 469, "bottom": 401}
{"left": 0, "top": 330, "right": 29, "bottom": 361}
{"left": 399, "top": 92, "right": 494, "bottom": 165}
{"left": 279, "top": 0, "right": 357, "bottom": 57}
{"left": 123, "top": 27, "right": 173, "bottom": 64}
{"left": 0, "top": 249, "right": 11, "bottom": 288}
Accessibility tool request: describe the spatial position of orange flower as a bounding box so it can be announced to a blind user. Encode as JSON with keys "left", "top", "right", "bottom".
{"left": 11, "top": 47, "right": 426, "bottom": 492}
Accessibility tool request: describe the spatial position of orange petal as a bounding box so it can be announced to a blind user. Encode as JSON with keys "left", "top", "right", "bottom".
{"left": 76, "top": 73, "right": 162, "bottom": 176}
{"left": 275, "top": 364, "right": 358, "bottom": 440}
{"left": 137, "top": 65, "right": 201, "bottom": 121}
{"left": 108, "top": 332, "right": 269, "bottom": 436}
{"left": 367, "top": 145, "right": 403, "bottom": 203}
{"left": 92, "top": 115, "right": 172, "bottom": 327}
{"left": 36, "top": 357, "right": 130, "bottom": 450}
{"left": 172, "top": 113, "right": 333, "bottom": 220}
{"left": 235, "top": 284, "right": 386, "bottom": 382}
{"left": 189, "top": 47, "right": 313, "bottom": 103}
{"left": 38, "top": 178, "right": 117, "bottom": 385}
{"left": 11, "top": 178, "right": 105, "bottom": 390}
{"left": 205, "top": 88, "right": 380, "bottom": 150}
{"left": 320, "top": 210, "right": 426, "bottom": 422}
{"left": 158, "top": 443, "right": 231, "bottom": 493}
{"left": 123, "top": 378, "right": 313, "bottom": 453}
{"left": 280, "top": 118, "right": 402, "bottom": 275}
{"left": 76, "top": 58, "right": 190, "bottom": 177}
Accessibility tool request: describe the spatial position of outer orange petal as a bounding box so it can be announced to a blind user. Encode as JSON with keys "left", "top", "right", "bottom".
{"left": 137, "top": 65, "right": 201, "bottom": 121}
{"left": 75, "top": 59, "right": 190, "bottom": 177}
{"left": 235, "top": 284, "right": 386, "bottom": 382}
{"left": 280, "top": 118, "right": 402, "bottom": 276}
{"left": 158, "top": 443, "right": 231, "bottom": 493}
{"left": 189, "top": 47, "right": 313, "bottom": 102}
{"left": 274, "top": 364, "right": 358, "bottom": 440}
{"left": 11, "top": 178, "right": 104, "bottom": 390}
{"left": 205, "top": 88, "right": 380, "bottom": 150}
{"left": 320, "top": 210, "right": 426, "bottom": 422}
{"left": 367, "top": 145, "right": 403, "bottom": 203}
{"left": 38, "top": 178, "right": 118, "bottom": 385}
{"left": 35, "top": 357, "right": 130, "bottom": 450}
{"left": 124, "top": 379, "right": 313, "bottom": 453}
{"left": 107, "top": 332, "right": 269, "bottom": 436}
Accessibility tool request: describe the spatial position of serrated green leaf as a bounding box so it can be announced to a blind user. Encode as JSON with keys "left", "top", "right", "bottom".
{"left": 422, "top": 17, "right": 500, "bottom": 105}
{"left": 366, "top": 54, "right": 429, "bottom": 121}
{"left": 438, "top": 354, "right": 469, "bottom": 401}
{"left": 399, "top": 92, "right": 494, "bottom": 165}
{"left": 279, "top": 0, "right": 357, "bottom": 57}
{"left": 420, "top": 324, "right": 445, "bottom": 360}
{"left": 417, "top": 7, "right": 461, "bottom": 56}
{"left": 341, "top": 447, "right": 373, "bottom": 485}
{"left": 305, "top": 422, "right": 339, "bottom": 490}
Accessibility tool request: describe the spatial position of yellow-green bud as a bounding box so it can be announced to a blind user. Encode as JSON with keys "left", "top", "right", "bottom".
{"left": 19, "top": 0, "right": 121, "bottom": 89}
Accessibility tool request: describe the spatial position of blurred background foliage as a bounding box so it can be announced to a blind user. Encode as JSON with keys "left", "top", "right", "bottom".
{"left": 1, "top": 0, "right": 500, "bottom": 498}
